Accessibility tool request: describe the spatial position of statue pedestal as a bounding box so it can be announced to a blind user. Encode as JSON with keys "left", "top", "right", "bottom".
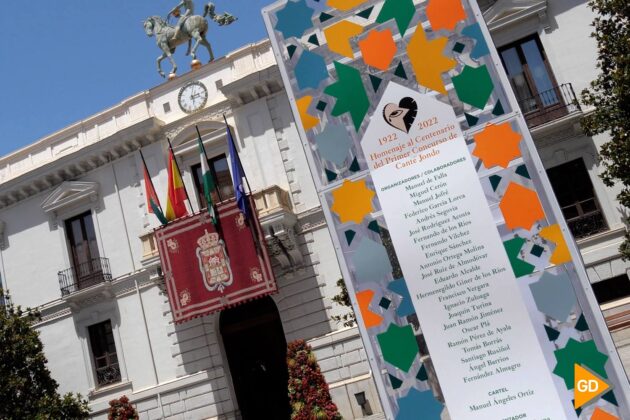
{"left": 191, "top": 60, "right": 202, "bottom": 70}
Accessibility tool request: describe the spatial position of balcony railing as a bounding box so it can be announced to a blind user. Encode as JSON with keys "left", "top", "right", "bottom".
{"left": 518, "top": 83, "right": 581, "bottom": 128}
{"left": 568, "top": 211, "right": 608, "bottom": 240}
{"left": 59, "top": 257, "right": 112, "bottom": 296}
{"left": 94, "top": 351, "right": 121, "bottom": 386}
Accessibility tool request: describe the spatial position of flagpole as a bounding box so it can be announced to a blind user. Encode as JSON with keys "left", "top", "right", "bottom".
{"left": 195, "top": 125, "right": 223, "bottom": 202}
{"left": 166, "top": 137, "right": 194, "bottom": 214}
{"left": 223, "top": 114, "right": 263, "bottom": 256}
{"left": 223, "top": 115, "right": 254, "bottom": 196}
{"left": 139, "top": 149, "right": 166, "bottom": 216}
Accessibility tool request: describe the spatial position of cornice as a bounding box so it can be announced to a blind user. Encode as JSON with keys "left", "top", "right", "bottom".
{"left": 484, "top": 0, "right": 549, "bottom": 32}
{"left": 531, "top": 111, "right": 584, "bottom": 149}
{"left": 0, "top": 118, "right": 164, "bottom": 211}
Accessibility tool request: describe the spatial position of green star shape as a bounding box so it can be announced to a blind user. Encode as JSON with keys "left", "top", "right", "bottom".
{"left": 503, "top": 237, "right": 535, "bottom": 278}
{"left": 553, "top": 338, "right": 608, "bottom": 389}
{"left": 324, "top": 61, "right": 370, "bottom": 131}
{"left": 376, "top": 0, "right": 415, "bottom": 36}
{"left": 452, "top": 65, "right": 494, "bottom": 109}
{"left": 377, "top": 323, "right": 418, "bottom": 373}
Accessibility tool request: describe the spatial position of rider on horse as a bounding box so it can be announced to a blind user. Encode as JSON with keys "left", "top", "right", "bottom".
{"left": 168, "top": 0, "right": 195, "bottom": 39}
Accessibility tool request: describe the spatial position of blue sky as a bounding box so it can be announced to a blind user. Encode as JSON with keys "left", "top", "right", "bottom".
{"left": 0, "top": 0, "right": 274, "bottom": 157}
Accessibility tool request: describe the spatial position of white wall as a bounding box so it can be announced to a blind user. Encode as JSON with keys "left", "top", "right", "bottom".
{"left": 0, "top": 194, "right": 67, "bottom": 308}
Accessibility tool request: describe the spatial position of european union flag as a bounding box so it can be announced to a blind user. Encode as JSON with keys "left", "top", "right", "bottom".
{"left": 225, "top": 117, "right": 249, "bottom": 219}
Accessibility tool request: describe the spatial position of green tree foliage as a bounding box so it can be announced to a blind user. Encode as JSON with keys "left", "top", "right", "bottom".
{"left": 0, "top": 290, "right": 90, "bottom": 419}
{"left": 331, "top": 279, "right": 356, "bottom": 328}
{"left": 581, "top": 0, "right": 630, "bottom": 258}
{"left": 108, "top": 395, "right": 139, "bottom": 420}
{"left": 286, "top": 339, "right": 342, "bottom": 420}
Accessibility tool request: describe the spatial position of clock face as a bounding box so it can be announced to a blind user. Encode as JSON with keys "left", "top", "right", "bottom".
{"left": 178, "top": 81, "right": 208, "bottom": 113}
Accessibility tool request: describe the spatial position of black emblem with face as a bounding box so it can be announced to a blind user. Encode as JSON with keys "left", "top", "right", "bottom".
{"left": 383, "top": 97, "right": 418, "bottom": 133}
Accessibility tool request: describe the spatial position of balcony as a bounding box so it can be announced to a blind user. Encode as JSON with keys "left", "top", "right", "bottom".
{"left": 567, "top": 211, "right": 608, "bottom": 240}
{"left": 518, "top": 83, "right": 581, "bottom": 128}
{"left": 94, "top": 351, "right": 122, "bottom": 386}
{"left": 252, "top": 185, "right": 303, "bottom": 269}
{"left": 59, "top": 257, "right": 112, "bottom": 296}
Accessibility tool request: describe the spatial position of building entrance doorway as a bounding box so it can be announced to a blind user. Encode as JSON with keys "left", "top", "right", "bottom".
{"left": 220, "top": 297, "right": 290, "bottom": 420}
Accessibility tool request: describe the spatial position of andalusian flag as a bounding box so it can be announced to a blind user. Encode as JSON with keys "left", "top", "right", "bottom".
{"left": 197, "top": 136, "right": 218, "bottom": 224}
{"left": 141, "top": 155, "right": 168, "bottom": 225}
{"left": 165, "top": 149, "right": 188, "bottom": 221}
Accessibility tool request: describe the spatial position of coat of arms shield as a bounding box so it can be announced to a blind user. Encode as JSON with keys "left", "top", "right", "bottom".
{"left": 196, "top": 229, "right": 233, "bottom": 292}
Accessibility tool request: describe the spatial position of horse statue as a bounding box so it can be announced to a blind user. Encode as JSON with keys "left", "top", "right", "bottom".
{"left": 144, "top": 2, "right": 236, "bottom": 78}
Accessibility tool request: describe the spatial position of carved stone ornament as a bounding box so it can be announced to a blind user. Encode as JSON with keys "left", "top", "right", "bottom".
{"left": 483, "top": 0, "right": 548, "bottom": 31}
{"left": 41, "top": 181, "right": 100, "bottom": 214}
{"left": 254, "top": 185, "right": 303, "bottom": 269}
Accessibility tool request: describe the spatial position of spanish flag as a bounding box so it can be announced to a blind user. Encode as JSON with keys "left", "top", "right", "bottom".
{"left": 165, "top": 149, "right": 188, "bottom": 221}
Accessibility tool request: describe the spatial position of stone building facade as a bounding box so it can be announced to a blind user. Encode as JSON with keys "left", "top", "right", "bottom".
{"left": 479, "top": 0, "right": 630, "bottom": 371}
{"left": 0, "top": 41, "right": 383, "bottom": 419}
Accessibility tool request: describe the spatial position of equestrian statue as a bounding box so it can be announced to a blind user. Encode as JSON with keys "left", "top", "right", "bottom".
{"left": 144, "top": 1, "right": 237, "bottom": 78}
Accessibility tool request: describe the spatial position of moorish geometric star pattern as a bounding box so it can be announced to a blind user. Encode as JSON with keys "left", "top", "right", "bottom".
{"left": 351, "top": 238, "right": 393, "bottom": 284}
{"left": 376, "top": 0, "right": 416, "bottom": 36}
{"left": 426, "top": 0, "right": 466, "bottom": 31}
{"left": 406, "top": 26, "right": 456, "bottom": 94}
{"left": 472, "top": 122, "right": 523, "bottom": 168}
{"left": 553, "top": 338, "right": 608, "bottom": 389}
{"left": 274, "top": 0, "right": 314, "bottom": 39}
{"left": 499, "top": 182, "right": 545, "bottom": 231}
{"left": 330, "top": 178, "right": 375, "bottom": 223}
{"left": 395, "top": 388, "right": 443, "bottom": 420}
{"left": 324, "top": 61, "right": 370, "bottom": 131}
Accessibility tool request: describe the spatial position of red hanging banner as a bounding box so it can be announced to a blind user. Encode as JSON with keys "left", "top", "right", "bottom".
{"left": 155, "top": 199, "right": 277, "bottom": 323}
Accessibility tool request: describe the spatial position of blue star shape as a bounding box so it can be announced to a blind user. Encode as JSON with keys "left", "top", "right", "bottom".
{"left": 295, "top": 50, "right": 329, "bottom": 91}
{"left": 351, "top": 238, "right": 392, "bottom": 284}
{"left": 314, "top": 123, "right": 352, "bottom": 166}
{"left": 529, "top": 271, "right": 576, "bottom": 322}
{"left": 388, "top": 278, "right": 415, "bottom": 318}
{"left": 274, "top": 0, "right": 314, "bottom": 39}
{"left": 396, "top": 388, "right": 443, "bottom": 420}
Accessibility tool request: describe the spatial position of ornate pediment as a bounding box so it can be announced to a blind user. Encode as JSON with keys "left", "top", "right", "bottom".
{"left": 483, "top": 0, "right": 548, "bottom": 31}
{"left": 41, "top": 181, "right": 99, "bottom": 214}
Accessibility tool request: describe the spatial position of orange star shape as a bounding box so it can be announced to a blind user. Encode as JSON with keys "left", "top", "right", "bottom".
{"left": 539, "top": 224, "right": 571, "bottom": 265}
{"left": 324, "top": 20, "right": 363, "bottom": 58}
{"left": 331, "top": 179, "right": 375, "bottom": 224}
{"left": 356, "top": 289, "right": 384, "bottom": 328}
{"left": 591, "top": 407, "right": 620, "bottom": 420}
{"left": 328, "top": 0, "right": 368, "bottom": 11}
{"left": 426, "top": 0, "right": 466, "bottom": 31}
{"left": 358, "top": 29, "right": 397, "bottom": 71}
{"left": 499, "top": 182, "right": 545, "bottom": 231}
{"left": 406, "top": 26, "right": 456, "bottom": 94}
{"left": 296, "top": 96, "right": 319, "bottom": 131}
{"left": 472, "top": 122, "right": 523, "bottom": 168}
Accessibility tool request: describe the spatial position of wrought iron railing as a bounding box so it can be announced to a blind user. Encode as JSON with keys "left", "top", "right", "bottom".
{"left": 518, "top": 83, "right": 581, "bottom": 128}
{"left": 567, "top": 211, "right": 608, "bottom": 240}
{"left": 59, "top": 257, "right": 112, "bottom": 296}
{"left": 94, "top": 352, "right": 121, "bottom": 386}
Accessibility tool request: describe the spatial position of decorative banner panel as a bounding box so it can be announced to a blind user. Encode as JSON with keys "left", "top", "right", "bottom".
{"left": 263, "top": 0, "right": 630, "bottom": 419}
{"left": 156, "top": 200, "right": 276, "bottom": 323}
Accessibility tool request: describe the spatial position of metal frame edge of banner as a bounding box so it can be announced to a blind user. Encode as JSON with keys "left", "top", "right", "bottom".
{"left": 262, "top": 0, "right": 630, "bottom": 418}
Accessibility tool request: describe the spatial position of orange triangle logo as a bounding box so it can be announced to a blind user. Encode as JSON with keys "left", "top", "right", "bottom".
{"left": 574, "top": 364, "right": 611, "bottom": 409}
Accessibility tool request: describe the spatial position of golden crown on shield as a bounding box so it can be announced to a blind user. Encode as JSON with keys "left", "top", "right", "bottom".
{"left": 197, "top": 230, "right": 220, "bottom": 250}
